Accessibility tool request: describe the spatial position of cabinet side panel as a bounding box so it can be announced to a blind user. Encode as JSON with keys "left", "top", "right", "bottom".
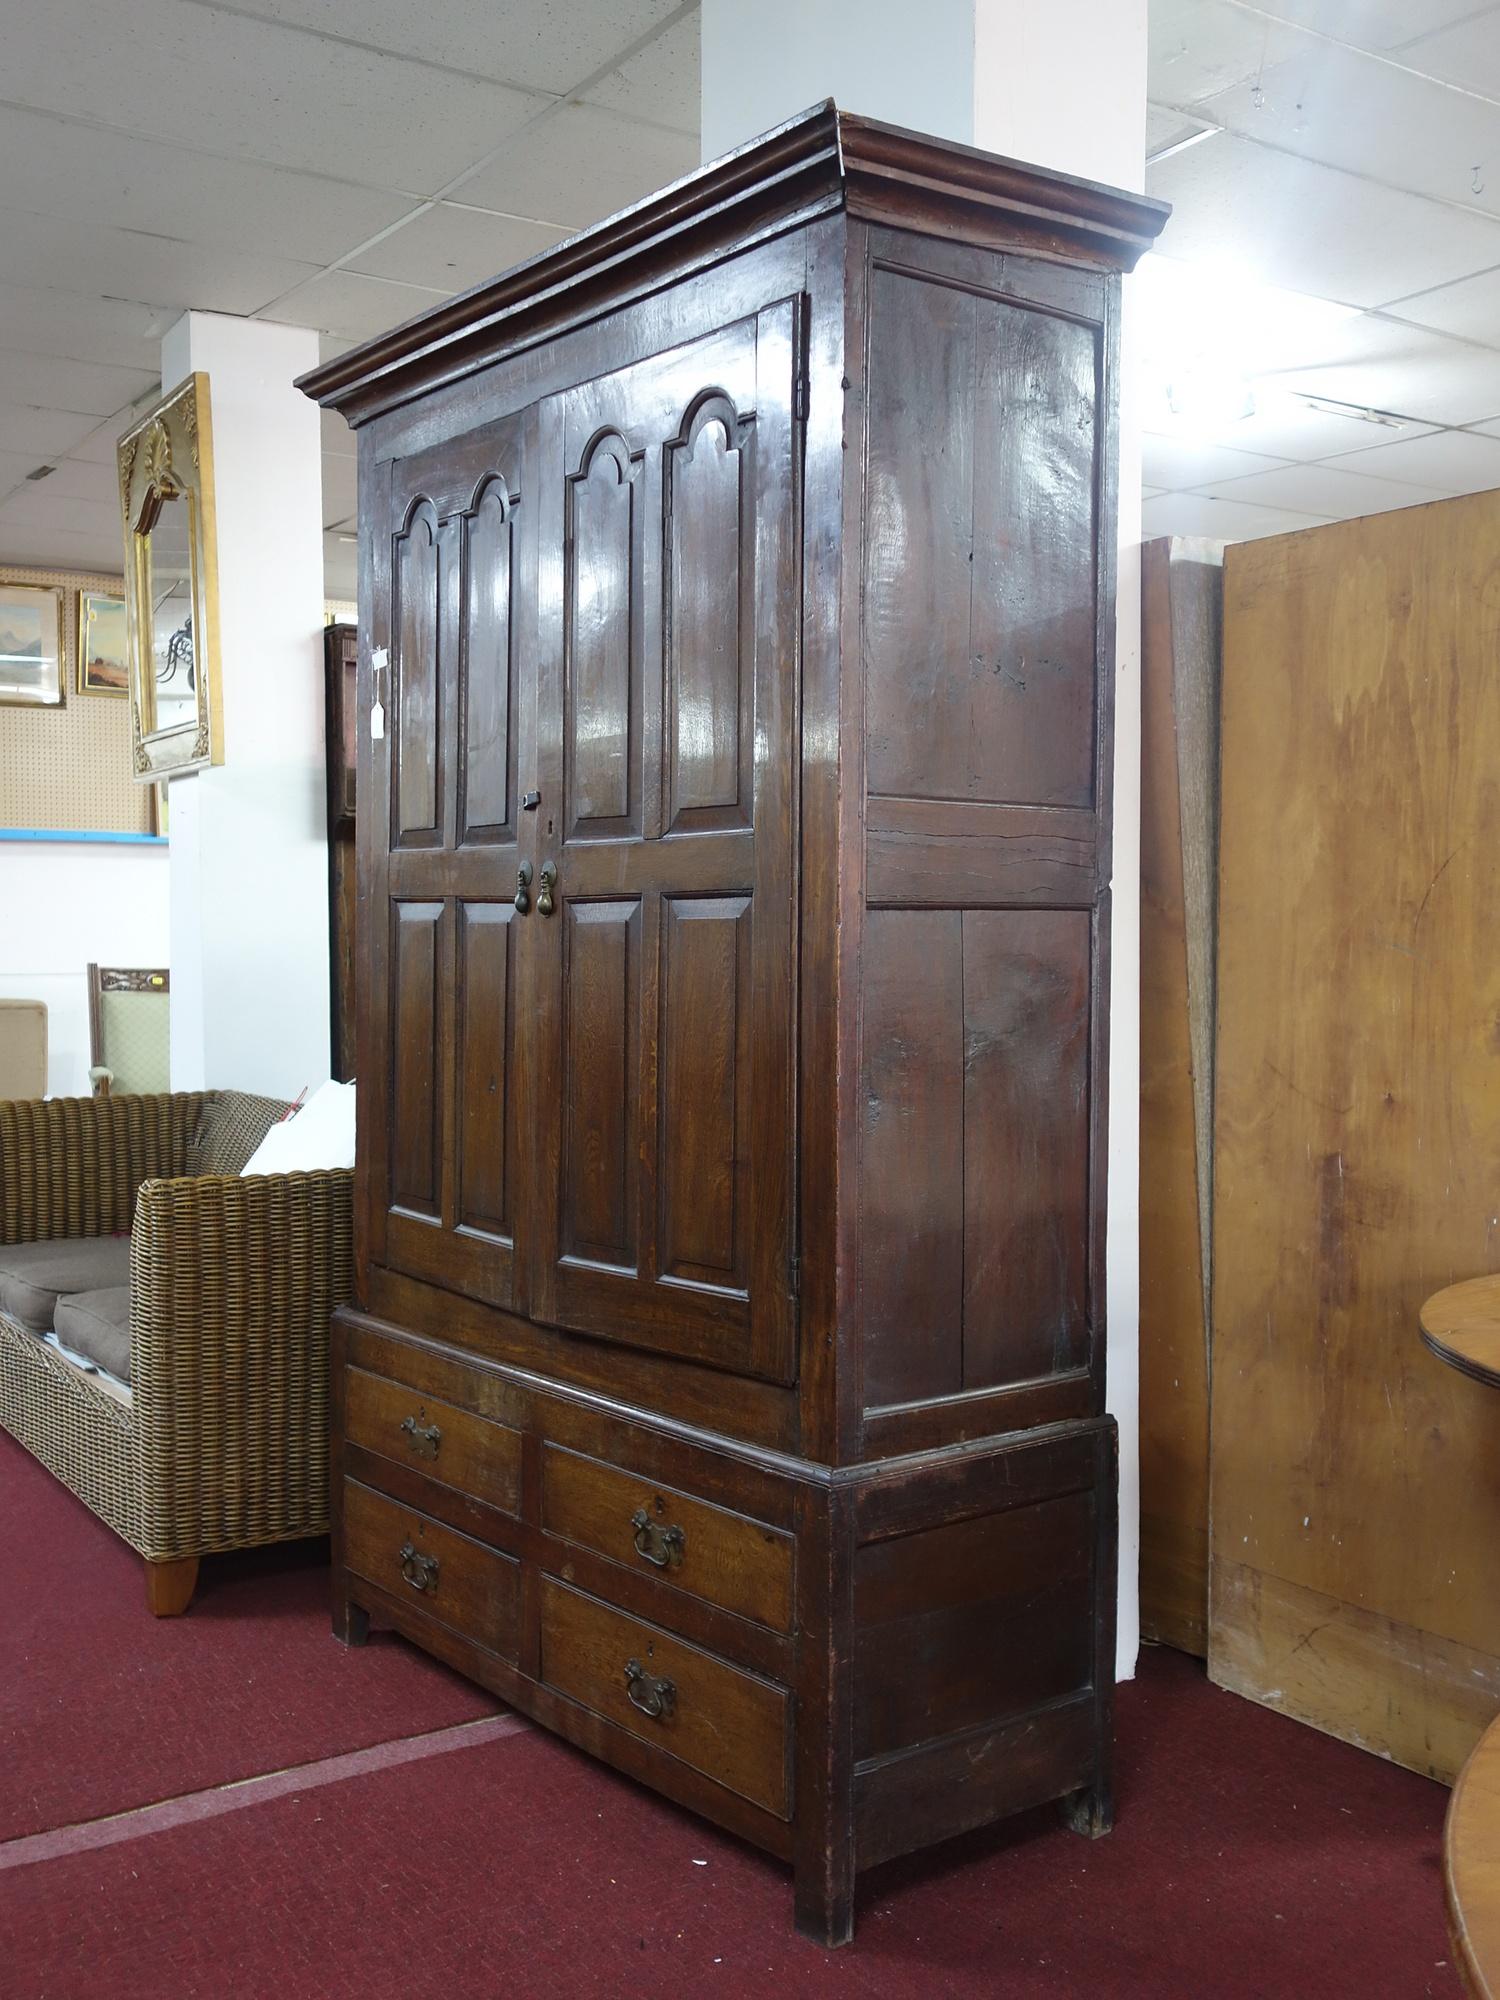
{"left": 857, "top": 232, "right": 1109, "bottom": 1443}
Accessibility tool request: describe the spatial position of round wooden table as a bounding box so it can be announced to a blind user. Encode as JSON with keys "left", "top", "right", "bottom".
{"left": 1422, "top": 1275, "right": 1500, "bottom": 1995}
{"left": 1421, "top": 1274, "right": 1500, "bottom": 1392}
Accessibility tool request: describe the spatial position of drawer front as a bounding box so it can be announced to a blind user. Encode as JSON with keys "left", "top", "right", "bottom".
{"left": 541, "top": 1446, "right": 794, "bottom": 1632}
{"left": 540, "top": 1577, "right": 790, "bottom": 1819}
{"left": 346, "top": 1365, "right": 522, "bottom": 1516}
{"left": 344, "top": 1478, "right": 520, "bottom": 1661}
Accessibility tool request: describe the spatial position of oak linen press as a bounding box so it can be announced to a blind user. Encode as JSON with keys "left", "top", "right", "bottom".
{"left": 298, "top": 104, "right": 1167, "bottom": 1945}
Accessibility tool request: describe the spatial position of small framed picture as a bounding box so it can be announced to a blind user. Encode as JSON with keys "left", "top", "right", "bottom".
{"left": 77, "top": 589, "right": 129, "bottom": 695}
{"left": 0, "top": 583, "right": 65, "bottom": 706}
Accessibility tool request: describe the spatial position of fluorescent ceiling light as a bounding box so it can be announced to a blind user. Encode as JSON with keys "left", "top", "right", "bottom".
{"left": 1135, "top": 253, "right": 1360, "bottom": 438}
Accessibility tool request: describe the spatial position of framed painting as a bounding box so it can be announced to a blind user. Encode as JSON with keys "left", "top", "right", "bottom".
{"left": 0, "top": 583, "right": 65, "bottom": 706}
{"left": 78, "top": 589, "right": 129, "bottom": 694}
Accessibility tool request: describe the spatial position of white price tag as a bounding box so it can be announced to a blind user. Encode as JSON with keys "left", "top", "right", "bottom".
{"left": 370, "top": 699, "right": 386, "bottom": 740}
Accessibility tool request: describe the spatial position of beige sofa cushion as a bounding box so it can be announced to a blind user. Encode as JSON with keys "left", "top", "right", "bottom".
{"left": 53, "top": 1286, "right": 131, "bottom": 1384}
{"left": 0, "top": 1237, "right": 131, "bottom": 1334}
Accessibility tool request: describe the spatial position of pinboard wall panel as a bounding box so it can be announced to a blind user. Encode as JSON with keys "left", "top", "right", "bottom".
{"left": 0, "top": 565, "right": 145, "bottom": 834}
{"left": 1139, "top": 538, "right": 1222, "bottom": 1657}
{"left": 1210, "top": 496, "right": 1500, "bottom": 1780}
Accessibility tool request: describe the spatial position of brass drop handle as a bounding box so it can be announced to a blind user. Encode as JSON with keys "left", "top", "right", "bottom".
{"left": 400, "top": 1414, "right": 441, "bottom": 1461}
{"left": 399, "top": 1541, "right": 439, "bottom": 1593}
{"left": 623, "top": 1657, "right": 676, "bottom": 1721}
{"left": 537, "top": 860, "right": 557, "bottom": 918}
{"left": 514, "top": 861, "right": 533, "bottom": 914}
{"left": 630, "top": 1506, "right": 685, "bottom": 1570}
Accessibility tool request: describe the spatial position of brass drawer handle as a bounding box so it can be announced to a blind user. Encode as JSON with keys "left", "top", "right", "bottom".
{"left": 399, "top": 1414, "right": 441, "bottom": 1461}
{"left": 623, "top": 1657, "right": 675, "bottom": 1721}
{"left": 630, "top": 1506, "right": 685, "bottom": 1570}
{"left": 537, "top": 859, "right": 557, "bottom": 917}
{"left": 514, "top": 861, "right": 533, "bottom": 914}
{"left": 399, "top": 1540, "right": 439, "bottom": 1593}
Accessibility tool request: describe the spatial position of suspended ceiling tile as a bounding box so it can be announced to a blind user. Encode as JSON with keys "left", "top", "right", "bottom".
{"left": 347, "top": 203, "right": 569, "bottom": 292}
{"left": 0, "top": 282, "right": 174, "bottom": 374}
{"left": 266, "top": 269, "right": 454, "bottom": 345}
{"left": 452, "top": 103, "right": 698, "bottom": 230}
{"left": 1256, "top": 0, "right": 1494, "bottom": 48}
{"left": 0, "top": 108, "right": 414, "bottom": 266}
{"left": 0, "top": 350, "right": 158, "bottom": 419}
{"left": 1149, "top": 383, "right": 1435, "bottom": 461}
{"left": 585, "top": 8, "right": 700, "bottom": 134}
{"left": 1267, "top": 313, "right": 1500, "bottom": 424}
{"left": 1197, "top": 461, "right": 1447, "bottom": 517}
{"left": 1141, "top": 435, "right": 1295, "bottom": 489}
{"left": 0, "top": 521, "right": 126, "bottom": 570}
{"left": 1196, "top": 40, "right": 1500, "bottom": 225}
{"left": 1142, "top": 491, "right": 1332, "bottom": 540}
{"left": 1322, "top": 425, "right": 1500, "bottom": 492}
{"left": 199, "top": 0, "right": 688, "bottom": 98}
{"left": 0, "top": 403, "right": 99, "bottom": 460}
{"left": 1379, "top": 262, "right": 1500, "bottom": 346}
{"left": 1146, "top": 103, "right": 1220, "bottom": 158}
{"left": 21, "top": 457, "right": 122, "bottom": 506}
{"left": 2, "top": 0, "right": 549, "bottom": 197}
{"left": 1148, "top": 0, "right": 1297, "bottom": 107}
{"left": 69, "top": 412, "right": 153, "bottom": 465}
{"left": 0, "top": 450, "right": 48, "bottom": 498}
{"left": 0, "top": 489, "right": 125, "bottom": 539}
{"left": 1147, "top": 133, "right": 1500, "bottom": 305}
{"left": 1397, "top": 7, "right": 1500, "bottom": 93}
{"left": 0, "top": 205, "right": 324, "bottom": 321}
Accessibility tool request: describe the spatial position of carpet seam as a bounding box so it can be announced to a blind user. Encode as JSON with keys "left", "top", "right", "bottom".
{"left": 0, "top": 1710, "right": 532, "bottom": 1873}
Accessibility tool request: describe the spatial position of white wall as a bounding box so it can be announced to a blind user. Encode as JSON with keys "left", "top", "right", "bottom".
{"left": 700, "top": 0, "right": 1149, "bottom": 1678}
{"left": 0, "top": 841, "right": 170, "bottom": 1098}
{"left": 160, "top": 313, "right": 331, "bottom": 1101}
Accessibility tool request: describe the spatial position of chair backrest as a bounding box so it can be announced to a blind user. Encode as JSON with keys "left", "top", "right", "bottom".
{"left": 0, "top": 999, "right": 47, "bottom": 1099}
{"left": 87, "top": 965, "right": 170, "bottom": 1097}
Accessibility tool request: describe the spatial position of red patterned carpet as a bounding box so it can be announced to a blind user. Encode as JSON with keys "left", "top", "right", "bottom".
{"left": 0, "top": 1428, "right": 1461, "bottom": 1999}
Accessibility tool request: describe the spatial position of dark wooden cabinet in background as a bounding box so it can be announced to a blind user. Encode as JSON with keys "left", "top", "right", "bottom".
{"left": 300, "top": 103, "right": 1166, "bottom": 1945}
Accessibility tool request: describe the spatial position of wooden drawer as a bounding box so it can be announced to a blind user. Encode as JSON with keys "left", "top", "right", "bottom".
{"left": 541, "top": 1445, "right": 794, "bottom": 1632}
{"left": 346, "top": 1365, "right": 522, "bottom": 1516}
{"left": 540, "top": 1577, "right": 790, "bottom": 1819}
{"left": 344, "top": 1478, "right": 520, "bottom": 1661}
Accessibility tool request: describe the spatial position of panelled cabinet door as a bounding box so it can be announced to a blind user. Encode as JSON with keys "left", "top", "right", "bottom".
{"left": 529, "top": 304, "right": 801, "bottom": 1382}
{"left": 368, "top": 412, "right": 531, "bottom": 1314}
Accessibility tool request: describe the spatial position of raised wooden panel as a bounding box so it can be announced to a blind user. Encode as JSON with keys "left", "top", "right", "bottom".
{"left": 861, "top": 907, "right": 1092, "bottom": 1410}
{"left": 456, "top": 900, "right": 514, "bottom": 1242}
{"left": 393, "top": 500, "right": 440, "bottom": 844}
{"left": 864, "top": 263, "right": 1099, "bottom": 809}
{"left": 853, "top": 1490, "right": 1094, "bottom": 1758}
{"left": 460, "top": 478, "right": 516, "bottom": 844}
{"left": 665, "top": 394, "right": 751, "bottom": 831}
{"left": 861, "top": 909, "right": 964, "bottom": 1409}
{"left": 562, "top": 898, "right": 642, "bottom": 1271}
{"left": 961, "top": 909, "right": 1091, "bottom": 1387}
{"left": 566, "top": 432, "right": 640, "bottom": 838}
{"left": 658, "top": 894, "right": 751, "bottom": 1291}
{"left": 389, "top": 900, "right": 443, "bottom": 1218}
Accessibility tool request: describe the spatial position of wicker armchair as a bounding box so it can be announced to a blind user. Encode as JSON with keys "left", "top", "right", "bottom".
{"left": 0, "top": 1091, "right": 353, "bottom": 1614}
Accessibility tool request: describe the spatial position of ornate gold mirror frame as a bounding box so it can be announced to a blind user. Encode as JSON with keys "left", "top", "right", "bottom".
{"left": 118, "top": 373, "right": 223, "bottom": 780}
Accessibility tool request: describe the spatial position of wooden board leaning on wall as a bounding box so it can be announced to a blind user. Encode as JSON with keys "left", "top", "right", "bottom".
{"left": 1210, "top": 494, "right": 1500, "bottom": 1782}
{"left": 1139, "top": 538, "right": 1222, "bottom": 1658}
{"left": 0, "top": 564, "right": 146, "bottom": 834}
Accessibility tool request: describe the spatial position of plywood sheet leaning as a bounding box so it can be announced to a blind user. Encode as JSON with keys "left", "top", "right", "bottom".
{"left": 1210, "top": 495, "right": 1500, "bottom": 1780}
{"left": 1140, "top": 538, "right": 1223, "bottom": 1656}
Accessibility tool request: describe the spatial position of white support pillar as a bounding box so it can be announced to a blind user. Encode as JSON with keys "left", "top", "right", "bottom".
{"left": 701, "top": 0, "right": 1149, "bottom": 1679}
{"left": 160, "top": 313, "right": 330, "bottom": 1101}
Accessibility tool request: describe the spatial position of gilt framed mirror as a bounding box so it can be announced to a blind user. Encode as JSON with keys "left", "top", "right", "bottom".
{"left": 118, "top": 373, "right": 223, "bottom": 780}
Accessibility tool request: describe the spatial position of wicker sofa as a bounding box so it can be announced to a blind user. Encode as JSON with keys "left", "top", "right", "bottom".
{"left": 0, "top": 1090, "right": 353, "bottom": 1614}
